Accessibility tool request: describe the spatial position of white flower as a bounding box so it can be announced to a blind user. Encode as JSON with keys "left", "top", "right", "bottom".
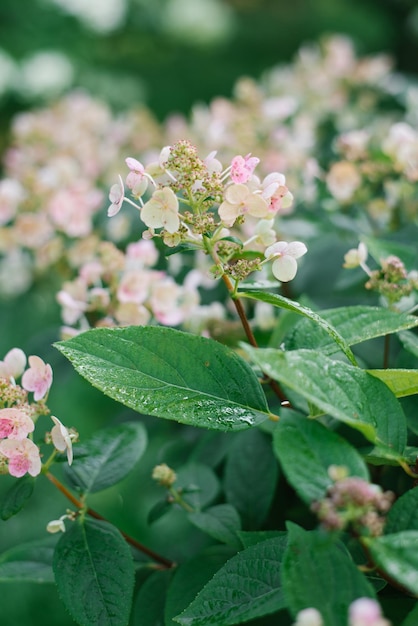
{"left": 107, "top": 175, "right": 125, "bottom": 217}
{"left": 293, "top": 607, "right": 323, "bottom": 626}
{"left": 50, "top": 416, "right": 73, "bottom": 465}
{"left": 265, "top": 241, "right": 307, "bottom": 282}
{"left": 140, "top": 187, "right": 180, "bottom": 233}
{"left": 343, "top": 242, "right": 368, "bottom": 269}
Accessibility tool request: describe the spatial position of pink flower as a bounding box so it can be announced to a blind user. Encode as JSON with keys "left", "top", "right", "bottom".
{"left": 0, "top": 348, "right": 27, "bottom": 380}
{"left": 125, "top": 157, "right": 149, "bottom": 197}
{"left": 50, "top": 415, "right": 73, "bottom": 465}
{"left": 117, "top": 269, "right": 154, "bottom": 304}
{"left": 218, "top": 184, "right": 269, "bottom": 227}
{"left": 108, "top": 175, "right": 125, "bottom": 217}
{"left": 21, "top": 355, "right": 53, "bottom": 401}
{"left": 230, "top": 154, "right": 260, "bottom": 183}
{"left": 0, "top": 408, "right": 34, "bottom": 440}
{"left": 265, "top": 241, "right": 307, "bottom": 282}
{"left": 0, "top": 438, "right": 41, "bottom": 477}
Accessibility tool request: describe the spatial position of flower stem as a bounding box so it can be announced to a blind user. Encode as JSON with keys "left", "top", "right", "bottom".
{"left": 45, "top": 472, "right": 175, "bottom": 569}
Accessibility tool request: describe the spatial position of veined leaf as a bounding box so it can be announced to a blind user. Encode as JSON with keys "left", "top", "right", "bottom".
{"left": 273, "top": 412, "right": 369, "bottom": 504}
{"left": 55, "top": 326, "right": 270, "bottom": 431}
{"left": 53, "top": 517, "right": 135, "bottom": 626}
{"left": 367, "top": 369, "right": 418, "bottom": 398}
{"left": 243, "top": 346, "right": 407, "bottom": 455}
{"left": 175, "top": 536, "right": 288, "bottom": 625}
{"left": 65, "top": 422, "right": 147, "bottom": 494}
{"left": 239, "top": 290, "right": 357, "bottom": 365}
{"left": 0, "top": 537, "right": 55, "bottom": 583}
{"left": 363, "top": 531, "right": 418, "bottom": 596}
{"left": 385, "top": 488, "right": 418, "bottom": 534}
{"left": 282, "top": 523, "right": 375, "bottom": 626}
{"left": 285, "top": 306, "right": 418, "bottom": 355}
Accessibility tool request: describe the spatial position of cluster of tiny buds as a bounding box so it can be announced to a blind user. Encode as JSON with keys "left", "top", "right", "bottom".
{"left": 311, "top": 466, "right": 395, "bottom": 536}
{"left": 152, "top": 463, "right": 177, "bottom": 488}
{"left": 365, "top": 255, "right": 418, "bottom": 304}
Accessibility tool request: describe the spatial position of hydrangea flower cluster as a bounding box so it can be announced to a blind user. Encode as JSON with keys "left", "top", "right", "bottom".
{"left": 292, "top": 598, "right": 391, "bottom": 626}
{"left": 0, "top": 348, "right": 75, "bottom": 477}
{"left": 311, "top": 467, "right": 395, "bottom": 537}
{"left": 108, "top": 139, "right": 306, "bottom": 287}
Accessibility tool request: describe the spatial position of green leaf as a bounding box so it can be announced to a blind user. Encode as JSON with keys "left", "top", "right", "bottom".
{"left": 53, "top": 517, "right": 135, "bottom": 626}
{"left": 243, "top": 346, "right": 407, "bottom": 455}
{"left": 165, "top": 546, "right": 234, "bottom": 626}
{"left": 64, "top": 422, "right": 147, "bottom": 494}
{"left": 188, "top": 504, "right": 241, "bottom": 549}
{"left": 147, "top": 499, "right": 172, "bottom": 525}
{"left": 55, "top": 326, "right": 270, "bottom": 431}
{"left": 0, "top": 475, "right": 35, "bottom": 520}
{"left": 368, "top": 369, "right": 418, "bottom": 398}
{"left": 239, "top": 290, "right": 357, "bottom": 365}
{"left": 385, "top": 488, "right": 418, "bottom": 534}
{"left": 363, "top": 531, "right": 418, "bottom": 596}
{"left": 224, "top": 428, "right": 278, "bottom": 529}
{"left": 285, "top": 306, "right": 418, "bottom": 355}
{"left": 237, "top": 530, "right": 287, "bottom": 548}
{"left": 273, "top": 412, "right": 369, "bottom": 504}
{"left": 175, "top": 536, "right": 288, "bottom": 625}
{"left": 132, "top": 569, "right": 172, "bottom": 625}
{"left": 282, "top": 523, "right": 375, "bottom": 625}
{"left": 0, "top": 537, "right": 55, "bottom": 583}
{"left": 176, "top": 463, "right": 220, "bottom": 510}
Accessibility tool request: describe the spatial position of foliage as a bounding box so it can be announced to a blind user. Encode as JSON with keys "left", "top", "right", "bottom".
{"left": 1, "top": 36, "right": 418, "bottom": 626}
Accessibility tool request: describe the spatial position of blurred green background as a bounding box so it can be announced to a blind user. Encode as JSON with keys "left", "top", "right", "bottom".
{"left": 1, "top": 0, "right": 418, "bottom": 624}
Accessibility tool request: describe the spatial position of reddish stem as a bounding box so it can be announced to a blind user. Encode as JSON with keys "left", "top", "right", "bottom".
{"left": 45, "top": 472, "right": 175, "bottom": 569}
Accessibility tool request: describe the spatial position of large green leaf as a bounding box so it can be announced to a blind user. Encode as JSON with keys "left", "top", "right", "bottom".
{"left": 284, "top": 305, "right": 418, "bottom": 355}
{"left": 132, "top": 569, "right": 172, "bottom": 626}
{"left": 55, "top": 326, "right": 270, "bottom": 431}
{"left": 363, "top": 531, "right": 418, "bottom": 596}
{"left": 175, "top": 536, "right": 288, "bottom": 625}
{"left": 64, "top": 422, "right": 147, "bottom": 494}
{"left": 282, "top": 523, "right": 375, "bottom": 626}
{"left": 0, "top": 537, "right": 55, "bottom": 583}
{"left": 224, "top": 428, "right": 278, "bottom": 529}
{"left": 239, "top": 290, "right": 357, "bottom": 365}
{"left": 175, "top": 463, "right": 220, "bottom": 511}
{"left": 53, "top": 517, "right": 135, "bottom": 626}
{"left": 273, "top": 412, "right": 369, "bottom": 504}
{"left": 244, "top": 346, "right": 407, "bottom": 455}
{"left": 367, "top": 369, "right": 418, "bottom": 398}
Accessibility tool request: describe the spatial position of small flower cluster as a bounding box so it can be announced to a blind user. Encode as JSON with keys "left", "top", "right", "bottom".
{"left": 56, "top": 237, "right": 208, "bottom": 336}
{"left": 108, "top": 140, "right": 307, "bottom": 285}
{"left": 293, "top": 598, "right": 391, "bottom": 626}
{"left": 311, "top": 467, "right": 395, "bottom": 537}
{"left": 0, "top": 348, "right": 75, "bottom": 477}
{"left": 343, "top": 243, "right": 418, "bottom": 309}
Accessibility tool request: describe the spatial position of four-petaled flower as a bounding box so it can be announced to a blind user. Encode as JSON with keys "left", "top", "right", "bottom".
{"left": 0, "top": 438, "right": 41, "bottom": 477}
{"left": 50, "top": 415, "right": 73, "bottom": 465}
{"left": 21, "top": 355, "right": 53, "bottom": 401}
{"left": 218, "top": 184, "right": 269, "bottom": 227}
{"left": 107, "top": 175, "right": 125, "bottom": 217}
{"left": 230, "top": 154, "right": 260, "bottom": 184}
{"left": 265, "top": 241, "right": 307, "bottom": 282}
{"left": 0, "top": 408, "right": 34, "bottom": 440}
{"left": 141, "top": 187, "right": 180, "bottom": 233}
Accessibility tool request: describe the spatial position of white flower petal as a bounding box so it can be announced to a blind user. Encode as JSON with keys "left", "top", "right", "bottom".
{"left": 272, "top": 255, "right": 297, "bottom": 282}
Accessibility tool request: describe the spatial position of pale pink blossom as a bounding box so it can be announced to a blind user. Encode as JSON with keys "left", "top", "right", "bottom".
{"left": 117, "top": 269, "right": 155, "bottom": 304}
{"left": 114, "top": 302, "right": 151, "bottom": 326}
{"left": 48, "top": 185, "right": 103, "bottom": 237}
{"left": 0, "top": 438, "right": 41, "bottom": 477}
{"left": 230, "top": 154, "right": 260, "bottom": 183}
{"left": 0, "top": 179, "right": 26, "bottom": 225}
{"left": 21, "top": 355, "right": 53, "bottom": 401}
{"left": 140, "top": 187, "right": 180, "bottom": 233}
{"left": 218, "top": 183, "right": 269, "bottom": 227}
{"left": 108, "top": 175, "right": 125, "bottom": 217}
{"left": 0, "top": 348, "right": 27, "bottom": 380}
{"left": 349, "top": 598, "right": 391, "bottom": 626}
{"left": 0, "top": 408, "right": 34, "bottom": 440}
{"left": 150, "top": 278, "right": 200, "bottom": 326}
{"left": 265, "top": 241, "right": 307, "bottom": 282}
{"left": 50, "top": 415, "right": 73, "bottom": 465}
{"left": 293, "top": 607, "right": 323, "bottom": 626}
{"left": 125, "top": 239, "right": 159, "bottom": 269}
{"left": 343, "top": 242, "right": 369, "bottom": 271}
{"left": 125, "top": 157, "right": 149, "bottom": 197}
{"left": 326, "top": 161, "right": 361, "bottom": 202}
